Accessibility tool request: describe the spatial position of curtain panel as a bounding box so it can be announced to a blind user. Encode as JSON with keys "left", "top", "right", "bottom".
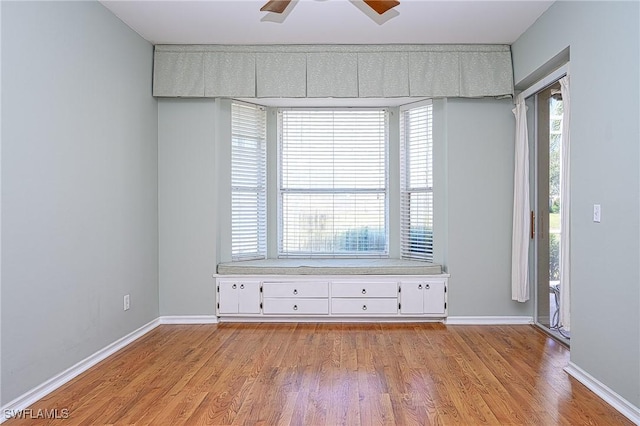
{"left": 559, "top": 75, "right": 571, "bottom": 331}
{"left": 511, "top": 94, "right": 530, "bottom": 303}
{"left": 153, "top": 44, "right": 514, "bottom": 99}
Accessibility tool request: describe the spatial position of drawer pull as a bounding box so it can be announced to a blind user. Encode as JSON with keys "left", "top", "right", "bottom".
{"left": 232, "top": 284, "right": 237, "bottom": 289}
{"left": 362, "top": 305, "right": 367, "bottom": 311}
{"left": 293, "top": 304, "right": 298, "bottom": 311}
{"left": 293, "top": 289, "right": 298, "bottom": 295}
{"left": 362, "top": 289, "right": 367, "bottom": 294}
{"left": 425, "top": 284, "right": 430, "bottom": 290}
{"left": 240, "top": 284, "right": 244, "bottom": 289}
{"left": 418, "top": 284, "right": 423, "bottom": 290}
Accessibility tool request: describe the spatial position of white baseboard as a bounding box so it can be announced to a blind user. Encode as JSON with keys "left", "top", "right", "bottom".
{"left": 158, "top": 315, "right": 218, "bottom": 324}
{"left": 565, "top": 362, "right": 640, "bottom": 425}
{"left": 445, "top": 316, "right": 534, "bottom": 325}
{"left": 445, "top": 316, "right": 533, "bottom": 325}
{"left": 218, "top": 316, "right": 444, "bottom": 323}
{"left": 0, "top": 318, "right": 160, "bottom": 423}
{"left": 217, "top": 316, "right": 529, "bottom": 325}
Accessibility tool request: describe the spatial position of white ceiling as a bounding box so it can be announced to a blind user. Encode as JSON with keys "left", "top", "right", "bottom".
{"left": 100, "top": 0, "right": 554, "bottom": 45}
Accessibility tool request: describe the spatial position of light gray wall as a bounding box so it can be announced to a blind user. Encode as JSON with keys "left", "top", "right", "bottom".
{"left": 512, "top": 1, "right": 640, "bottom": 407}
{"left": 158, "top": 96, "right": 530, "bottom": 319}
{"left": 158, "top": 99, "right": 218, "bottom": 316}
{"left": 443, "top": 98, "right": 532, "bottom": 317}
{"left": 1, "top": 1, "right": 158, "bottom": 404}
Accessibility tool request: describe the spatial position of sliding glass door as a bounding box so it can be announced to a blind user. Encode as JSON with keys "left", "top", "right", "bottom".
{"left": 534, "top": 81, "right": 569, "bottom": 343}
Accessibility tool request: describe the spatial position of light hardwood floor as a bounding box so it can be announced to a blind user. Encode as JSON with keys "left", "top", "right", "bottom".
{"left": 5, "top": 323, "right": 633, "bottom": 425}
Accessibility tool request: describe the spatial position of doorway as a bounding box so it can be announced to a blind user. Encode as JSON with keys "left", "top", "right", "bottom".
{"left": 534, "top": 81, "right": 570, "bottom": 344}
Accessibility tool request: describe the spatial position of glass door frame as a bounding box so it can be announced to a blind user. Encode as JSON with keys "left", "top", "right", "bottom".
{"left": 521, "top": 65, "right": 570, "bottom": 346}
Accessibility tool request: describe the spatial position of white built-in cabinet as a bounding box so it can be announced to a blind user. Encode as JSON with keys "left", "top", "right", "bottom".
{"left": 216, "top": 275, "right": 448, "bottom": 321}
{"left": 398, "top": 279, "right": 447, "bottom": 316}
{"left": 217, "top": 280, "right": 261, "bottom": 314}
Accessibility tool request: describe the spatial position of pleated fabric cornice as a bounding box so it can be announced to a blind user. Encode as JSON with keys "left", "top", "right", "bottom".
{"left": 153, "top": 44, "right": 514, "bottom": 99}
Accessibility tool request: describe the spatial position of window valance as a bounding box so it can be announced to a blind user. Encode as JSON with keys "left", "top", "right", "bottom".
{"left": 153, "top": 44, "right": 514, "bottom": 99}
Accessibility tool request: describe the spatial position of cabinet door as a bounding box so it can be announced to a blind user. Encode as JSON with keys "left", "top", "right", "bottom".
{"left": 423, "top": 280, "right": 446, "bottom": 315}
{"left": 218, "top": 281, "right": 239, "bottom": 314}
{"left": 399, "top": 281, "right": 424, "bottom": 314}
{"left": 238, "top": 281, "right": 261, "bottom": 314}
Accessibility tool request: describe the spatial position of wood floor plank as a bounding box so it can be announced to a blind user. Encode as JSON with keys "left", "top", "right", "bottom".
{"left": 326, "top": 370, "right": 360, "bottom": 426}
{"left": 4, "top": 323, "right": 634, "bottom": 426}
{"left": 453, "top": 326, "right": 548, "bottom": 424}
{"left": 447, "top": 327, "right": 529, "bottom": 424}
{"left": 388, "top": 392, "right": 428, "bottom": 425}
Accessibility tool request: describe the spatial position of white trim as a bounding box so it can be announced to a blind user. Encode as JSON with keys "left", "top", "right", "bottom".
{"left": 218, "top": 316, "right": 444, "bottom": 323}
{"left": 445, "top": 316, "right": 533, "bottom": 325}
{"left": 564, "top": 362, "right": 640, "bottom": 425}
{"left": 0, "top": 1, "right": 3, "bottom": 414}
{"left": 158, "top": 315, "right": 218, "bottom": 324}
{"left": 519, "top": 63, "right": 569, "bottom": 100}
{"left": 398, "top": 98, "right": 433, "bottom": 113}
{"left": 0, "top": 319, "right": 159, "bottom": 423}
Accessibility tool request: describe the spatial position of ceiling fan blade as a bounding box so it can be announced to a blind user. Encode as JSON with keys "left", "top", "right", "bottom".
{"left": 260, "top": 0, "right": 292, "bottom": 14}
{"left": 363, "top": 0, "right": 400, "bottom": 15}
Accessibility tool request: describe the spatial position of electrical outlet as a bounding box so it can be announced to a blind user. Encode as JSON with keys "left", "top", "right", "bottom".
{"left": 124, "top": 294, "right": 130, "bottom": 311}
{"left": 593, "top": 204, "right": 601, "bottom": 223}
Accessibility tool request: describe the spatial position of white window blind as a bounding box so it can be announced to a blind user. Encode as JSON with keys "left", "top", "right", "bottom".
{"left": 231, "top": 101, "right": 267, "bottom": 260}
{"left": 400, "top": 102, "right": 434, "bottom": 261}
{"left": 278, "top": 109, "right": 388, "bottom": 257}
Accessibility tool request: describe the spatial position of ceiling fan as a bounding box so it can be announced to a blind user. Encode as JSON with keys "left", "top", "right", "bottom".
{"left": 260, "top": 0, "right": 400, "bottom": 15}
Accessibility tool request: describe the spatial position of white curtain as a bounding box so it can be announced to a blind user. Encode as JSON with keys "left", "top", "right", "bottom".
{"left": 559, "top": 76, "right": 571, "bottom": 330}
{"left": 511, "top": 93, "right": 530, "bottom": 302}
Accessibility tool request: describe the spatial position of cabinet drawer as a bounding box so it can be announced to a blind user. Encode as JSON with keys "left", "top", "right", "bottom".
{"left": 263, "top": 298, "right": 329, "bottom": 315}
{"left": 331, "top": 281, "right": 398, "bottom": 298}
{"left": 332, "top": 298, "right": 398, "bottom": 315}
{"left": 263, "top": 282, "right": 329, "bottom": 298}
